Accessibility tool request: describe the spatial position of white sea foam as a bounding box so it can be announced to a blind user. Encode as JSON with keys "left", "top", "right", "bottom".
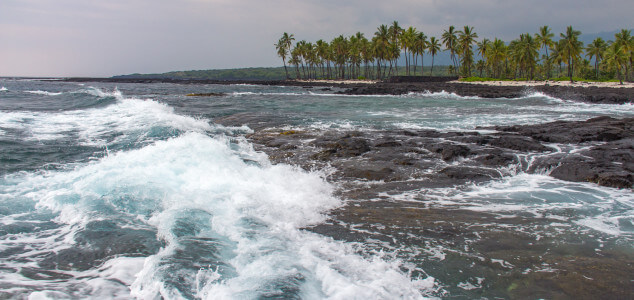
{"left": 231, "top": 91, "right": 308, "bottom": 97}
{"left": 511, "top": 91, "right": 564, "bottom": 103}
{"left": 416, "top": 173, "right": 634, "bottom": 237}
{"left": 26, "top": 90, "right": 63, "bottom": 96}
{"left": 2, "top": 131, "right": 431, "bottom": 298}
{"left": 0, "top": 87, "right": 214, "bottom": 144}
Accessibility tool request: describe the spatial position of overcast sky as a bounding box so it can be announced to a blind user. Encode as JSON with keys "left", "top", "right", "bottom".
{"left": 1, "top": 0, "right": 632, "bottom": 77}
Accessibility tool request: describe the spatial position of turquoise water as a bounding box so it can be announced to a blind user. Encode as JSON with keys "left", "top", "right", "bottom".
{"left": 0, "top": 79, "right": 632, "bottom": 298}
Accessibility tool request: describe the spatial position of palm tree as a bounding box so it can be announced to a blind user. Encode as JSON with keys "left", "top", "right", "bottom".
{"left": 275, "top": 32, "right": 294, "bottom": 79}
{"left": 559, "top": 26, "right": 583, "bottom": 82}
{"left": 604, "top": 42, "right": 628, "bottom": 84}
{"left": 401, "top": 26, "right": 417, "bottom": 75}
{"left": 442, "top": 25, "right": 460, "bottom": 74}
{"left": 535, "top": 26, "right": 554, "bottom": 79}
{"left": 315, "top": 39, "right": 329, "bottom": 79}
{"left": 290, "top": 47, "right": 301, "bottom": 79}
{"left": 374, "top": 24, "right": 390, "bottom": 79}
{"left": 275, "top": 40, "right": 289, "bottom": 79}
{"left": 507, "top": 33, "right": 539, "bottom": 79}
{"left": 414, "top": 32, "right": 428, "bottom": 76}
{"left": 475, "top": 59, "right": 486, "bottom": 77}
{"left": 458, "top": 26, "right": 478, "bottom": 76}
{"left": 477, "top": 38, "right": 491, "bottom": 76}
{"left": 585, "top": 38, "right": 607, "bottom": 79}
{"left": 359, "top": 36, "right": 373, "bottom": 79}
{"left": 428, "top": 37, "right": 441, "bottom": 76}
{"left": 488, "top": 38, "right": 507, "bottom": 78}
{"left": 330, "top": 35, "right": 349, "bottom": 79}
{"left": 614, "top": 29, "right": 632, "bottom": 81}
{"left": 550, "top": 41, "right": 565, "bottom": 78}
{"left": 389, "top": 21, "right": 402, "bottom": 75}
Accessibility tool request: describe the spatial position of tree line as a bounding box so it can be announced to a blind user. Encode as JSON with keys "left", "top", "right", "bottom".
{"left": 275, "top": 23, "right": 634, "bottom": 84}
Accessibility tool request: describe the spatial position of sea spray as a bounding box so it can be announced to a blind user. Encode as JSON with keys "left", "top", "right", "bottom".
{"left": 1, "top": 132, "right": 432, "bottom": 298}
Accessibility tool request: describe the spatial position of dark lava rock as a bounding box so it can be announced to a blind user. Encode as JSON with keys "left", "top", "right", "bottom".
{"left": 341, "top": 82, "right": 633, "bottom": 104}
{"left": 440, "top": 166, "right": 502, "bottom": 181}
{"left": 426, "top": 143, "right": 472, "bottom": 161}
{"left": 374, "top": 140, "right": 403, "bottom": 147}
{"left": 488, "top": 135, "right": 551, "bottom": 152}
{"left": 343, "top": 166, "right": 395, "bottom": 181}
{"left": 474, "top": 150, "right": 518, "bottom": 167}
{"left": 549, "top": 161, "right": 633, "bottom": 189}
{"left": 497, "top": 116, "right": 634, "bottom": 144}
{"left": 311, "top": 136, "right": 371, "bottom": 160}
{"left": 242, "top": 116, "right": 632, "bottom": 189}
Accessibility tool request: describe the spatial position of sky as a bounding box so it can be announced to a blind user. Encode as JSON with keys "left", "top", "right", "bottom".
{"left": 1, "top": 0, "right": 633, "bottom": 77}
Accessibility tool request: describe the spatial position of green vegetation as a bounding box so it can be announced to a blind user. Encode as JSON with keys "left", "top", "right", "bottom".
{"left": 277, "top": 24, "right": 634, "bottom": 84}
{"left": 115, "top": 67, "right": 290, "bottom": 81}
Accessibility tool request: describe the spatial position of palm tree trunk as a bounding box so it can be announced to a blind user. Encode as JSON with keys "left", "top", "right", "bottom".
{"left": 568, "top": 57, "right": 573, "bottom": 82}
{"left": 421, "top": 54, "right": 424, "bottom": 78}
{"left": 431, "top": 56, "right": 435, "bottom": 76}
{"left": 283, "top": 58, "right": 289, "bottom": 79}
{"left": 404, "top": 49, "right": 408, "bottom": 75}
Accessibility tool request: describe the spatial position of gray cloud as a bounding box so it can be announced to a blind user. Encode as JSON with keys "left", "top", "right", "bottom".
{"left": 1, "top": 0, "right": 632, "bottom": 76}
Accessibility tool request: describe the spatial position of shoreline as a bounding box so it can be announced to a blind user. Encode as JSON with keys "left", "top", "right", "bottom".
{"left": 340, "top": 81, "right": 634, "bottom": 104}
{"left": 452, "top": 79, "right": 634, "bottom": 89}
{"left": 59, "top": 77, "right": 634, "bottom": 104}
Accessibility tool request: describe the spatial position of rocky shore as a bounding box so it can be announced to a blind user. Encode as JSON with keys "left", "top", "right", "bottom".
{"left": 340, "top": 82, "right": 634, "bottom": 104}
{"left": 223, "top": 116, "right": 632, "bottom": 189}
{"left": 214, "top": 115, "right": 633, "bottom": 299}
{"left": 63, "top": 77, "right": 633, "bottom": 104}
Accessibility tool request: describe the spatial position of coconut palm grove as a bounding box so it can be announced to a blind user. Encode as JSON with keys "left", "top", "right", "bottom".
{"left": 275, "top": 23, "right": 634, "bottom": 83}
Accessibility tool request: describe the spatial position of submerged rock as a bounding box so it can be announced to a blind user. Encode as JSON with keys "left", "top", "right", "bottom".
{"left": 185, "top": 92, "right": 226, "bottom": 97}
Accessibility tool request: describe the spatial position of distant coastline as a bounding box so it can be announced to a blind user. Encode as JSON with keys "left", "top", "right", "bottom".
{"left": 60, "top": 76, "right": 633, "bottom": 105}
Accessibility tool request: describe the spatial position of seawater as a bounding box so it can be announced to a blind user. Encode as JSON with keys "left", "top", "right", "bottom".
{"left": 0, "top": 79, "right": 632, "bottom": 299}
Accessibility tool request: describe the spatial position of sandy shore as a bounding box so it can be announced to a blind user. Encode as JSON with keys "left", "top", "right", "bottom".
{"left": 293, "top": 79, "right": 378, "bottom": 84}
{"left": 451, "top": 80, "right": 634, "bottom": 88}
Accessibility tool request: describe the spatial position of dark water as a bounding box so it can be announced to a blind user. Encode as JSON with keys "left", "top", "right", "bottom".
{"left": 0, "top": 79, "right": 632, "bottom": 299}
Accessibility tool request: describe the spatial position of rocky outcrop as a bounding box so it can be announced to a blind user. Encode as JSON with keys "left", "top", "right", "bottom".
{"left": 340, "top": 82, "right": 633, "bottom": 104}
{"left": 239, "top": 117, "right": 633, "bottom": 189}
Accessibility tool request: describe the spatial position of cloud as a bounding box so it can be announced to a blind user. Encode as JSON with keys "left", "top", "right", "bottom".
{"left": 0, "top": 0, "right": 632, "bottom": 76}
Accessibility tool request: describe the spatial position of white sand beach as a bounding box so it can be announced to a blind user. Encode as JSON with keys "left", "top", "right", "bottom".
{"left": 452, "top": 80, "right": 634, "bottom": 88}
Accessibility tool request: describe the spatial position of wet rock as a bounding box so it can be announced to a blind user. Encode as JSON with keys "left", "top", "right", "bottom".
{"left": 343, "top": 166, "right": 395, "bottom": 181}
{"left": 340, "top": 82, "right": 633, "bottom": 105}
{"left": 426, "top": 143, "right": 471, "bottom": 161}
{"left": 240, "top": 116, "right": 632, "bottom": 188}
{"left": 374, "top": 140, "right": 403, "bottom": 147}
{"left": 497, "top": 116, "right": 634, "bottom": 143}
{"left": 474, "top": 150, "right": 517, "bottom": 167}
{"left": 440, "top": 166, "right": 502, "bottom": 181}
{"left": 311, "top": 136, "right": 371, "bottom": 160}
{"left": 549, "top": 161, "right": 632, "bottom": 189}
{"left": 488, "top": 135, "right": 551, "bottom": 152}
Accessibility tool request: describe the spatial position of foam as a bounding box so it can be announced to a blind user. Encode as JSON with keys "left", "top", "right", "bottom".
{"left": 0, "top": 87, "right": 7, "bottom": 91}
{"left": 26, "top": 90, "right": 63, "bottom": 96}
{"left": 405, "top": 90, "right": 482, "bottom": 100}
{"left": 0, "top": 87, "right": 214, "bottom": 144}
{"left": 417, "top": 173, "right": 634, "bottom": 237}
{"left": 3, "top": 131, "right": 431, "bottom": 298}
{"left": 517, "top": 91, "right": 565, "bottom": 103}
{"left": 231, "top": 91, "right": 308, "bottom": 97}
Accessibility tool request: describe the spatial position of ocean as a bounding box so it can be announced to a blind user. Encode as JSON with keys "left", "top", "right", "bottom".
{"left": 0, "top": 79, "right": 632, "bottom": 299}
